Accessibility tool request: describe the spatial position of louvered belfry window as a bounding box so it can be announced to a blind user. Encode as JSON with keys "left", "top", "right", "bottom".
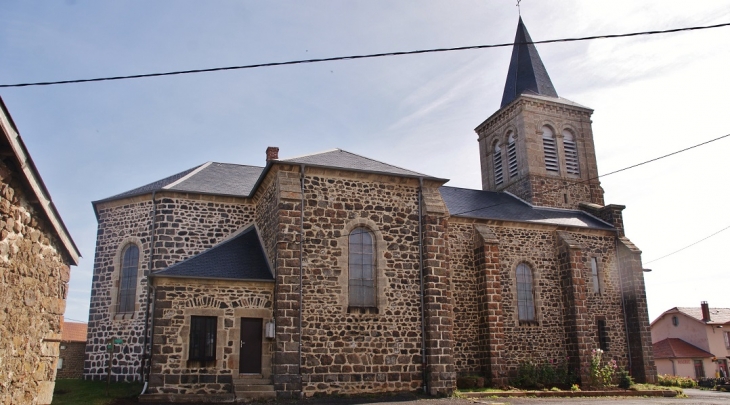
{"left": 349, "top": 227, "right": 376, "bottom": 308}
{"left": 542, "top": 126, "right": 559, "bottom": 173}
{"left": 507, "top": 133, "right": 518, "bottom": 178}
{"left": 493, "top": 143, "right": 504, "bottom": 186}
{"left": 563, "top": 130, "right": 580, "bottom": 175}
{"left": 118, "top": 245, "right": 139, "bottom": 314}
{"left": 516, "top": 263, "right": 536, "bottom": 323}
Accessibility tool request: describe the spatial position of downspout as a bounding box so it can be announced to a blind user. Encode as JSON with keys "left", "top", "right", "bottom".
{"left": 141, "top": 284, "right": 156, "bottom": 396}
{"left": 615, "top": 235, "right": 633, "bottom": 375}
{"left": 141, "top": 190, "right": 158, "bottom": 390}
{"left": 418, "top": 177, "right": 427, "bottom": 394}
{"left": 299, "top": 164, "right": 305, "bottom": 398}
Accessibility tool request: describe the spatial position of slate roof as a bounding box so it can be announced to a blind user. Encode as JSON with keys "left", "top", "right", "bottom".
{"left": 501, "top": 17, "right": 559, "bottom": 108}
{"left": 653, "top": 338, "right": 714, "bottom": 359}
{"left": 97, "top": 162, "right": 264, "bottom": 203}
{"left": 61, "top": 321, "right": 88, "bottom": 342}
{"left": 151, "top": 225, "right": 273, "bottom": 281}
{"left": 440, "top": 186, "right": 613, "bottom": 230}
{"left": 280, "top": 149, "right": 433, "bottom": 178}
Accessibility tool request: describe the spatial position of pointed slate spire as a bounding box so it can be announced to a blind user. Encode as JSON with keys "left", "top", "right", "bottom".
{"left": 500, "top": 17, "right": 558, "bottom": 108}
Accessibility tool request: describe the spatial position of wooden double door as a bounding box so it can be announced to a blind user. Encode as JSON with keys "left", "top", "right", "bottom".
{"left": 239, "top": 318, "right": 262, "bottom": 374}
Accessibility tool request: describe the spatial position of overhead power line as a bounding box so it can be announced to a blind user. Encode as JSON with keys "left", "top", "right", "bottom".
{"left": 644, "top": 224, "right": 730, "bottom": 265}
{"left": 1, "top": 21, "right": 729, "bottom": 88}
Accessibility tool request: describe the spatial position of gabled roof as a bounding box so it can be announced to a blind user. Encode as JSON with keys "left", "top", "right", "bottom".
{"left": 151, "top": 225, "right": 273, "bottom": 282}
{"left": 0, "top": 97, "right": 80, "bottom": 265}
{"left": 279, "top": 148, "right": 433, "bottom": 178}
{"left": 675, "top": 307, "right": 730, "bottom": 325}
{"left": 61, "top": 321, "right": 88, "bottom": 342}
{"left": 440, "top": 186, "right": 613, "bottom": 230}
{"left": 500, "top": 17, "right": 559, "bottom": 108}
{"left": 653, "top": 338, "right": 714, "bottom": 359}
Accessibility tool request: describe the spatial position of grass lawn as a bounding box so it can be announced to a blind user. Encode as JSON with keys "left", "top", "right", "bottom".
{"left": 52, "top": 379, "right": 142, "bottom": 405}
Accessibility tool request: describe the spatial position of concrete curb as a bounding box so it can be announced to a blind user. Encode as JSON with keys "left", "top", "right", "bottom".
{"left": 459, "top": 389, "right": 678, "bottom": 398}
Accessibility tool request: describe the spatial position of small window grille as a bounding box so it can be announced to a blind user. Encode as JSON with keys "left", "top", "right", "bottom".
{"left": 672, "top": 316, "right": 679, "bottom": 327}
{"left": 542, "top": 127, "right": 559, "bottom": 173}
{"left": 725, "top": 331, "right": 730, "bottom": 349}
{"left": 591, "top": 257, "right": 601, "bottom": 294}
{"left": 507, "top": 134, "right": 518, "bottom": 178}
{"left": 493, "top": 144, "right": 504, "bottom": 186}
{"left": 189, "top": 316, "right": 217, "bottom": 362}
{"left": 563, "top": 130, "right": 580, "bottom": 175}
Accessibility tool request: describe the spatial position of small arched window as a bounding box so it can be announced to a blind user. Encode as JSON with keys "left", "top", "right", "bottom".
{"left": 563, "top": 130, "right": 580, "bottom": 176}
{"left": 542, "top": 126, "right": 559, "bottom": 173}
{"left": 118, "top": 245, "right": 139, "bottom": 314}
{"left": 349, "top": 227, "right": 376, "bottom": 308}
{"left": 492, "top": 143, "right": 504, "bottom": 186}
{"left": 516, "top": 263, "right": 536, "bottom": 323}
{"left": 507, "top": 133, "right": 518, "bottom": 179}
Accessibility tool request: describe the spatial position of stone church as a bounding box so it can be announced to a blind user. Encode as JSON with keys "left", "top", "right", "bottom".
{"left": 84, "top": 18, "right": 656, "bottom": 401}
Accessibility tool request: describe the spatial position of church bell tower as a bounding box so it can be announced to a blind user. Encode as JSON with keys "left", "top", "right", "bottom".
{"left": 476, "top": 17, "right": 604, "bottom": 209}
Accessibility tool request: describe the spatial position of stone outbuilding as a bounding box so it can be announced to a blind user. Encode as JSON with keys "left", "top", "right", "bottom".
{"left": 0, "top": 96, "right": 81, "bottom": 404}
{"left": 57, "top": 321, "right": 88, "bottom": 379}
{"left": 84, "top": 18, "right": 655, "bottom": 402}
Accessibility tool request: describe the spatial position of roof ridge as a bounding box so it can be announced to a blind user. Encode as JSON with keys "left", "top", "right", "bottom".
{"left": 279, "top": 148, "right": 340, "bottom": 161}
{"left": 164, "top": 161, "right": 212, "bottom": 190}
{"left": 333, "top": 149, "right": 430, "bottom": 177}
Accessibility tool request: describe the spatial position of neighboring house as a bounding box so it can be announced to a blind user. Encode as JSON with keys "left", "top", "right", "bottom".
{"left": 652, "top": 302, "right": 730, "bottom": 379}
{"left": 0, "top": 96, "right": 81, "bottom": 405}
{"left": 57, "top": 321, "right": 88, "bottom": 379}
{"left": 84, "top": 18, "right": 656, "bottom": 402}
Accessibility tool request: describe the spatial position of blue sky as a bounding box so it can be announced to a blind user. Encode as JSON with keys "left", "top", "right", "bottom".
{"left": 1, "top": 1, "right": 729, "bottom": 323}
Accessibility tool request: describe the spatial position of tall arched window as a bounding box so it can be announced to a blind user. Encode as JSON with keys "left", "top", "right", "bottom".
{"left": 507, "top": 133, "right": 518, "bottom": 179}
{"left": 349, "top": 227, "right": 376, "bottom": 308}
{"left": 542, "top": 126, "right": 559, "bottom": 173}
{"left": 118, "top": 245, "right": 139, "bottom": 314}
{"left": 492, "top": 143, "right": 504, "bottom": 186}
{"left": 516, "top": 263, "right": 536, "bottom": 323}
{"left": 563, "top": 130, "right": 580, "bottom": 176}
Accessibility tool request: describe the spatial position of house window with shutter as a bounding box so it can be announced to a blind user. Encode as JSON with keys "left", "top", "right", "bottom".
{"left": 563, "top": 130, "right": 580, "bottom": 176}
{"left": 542, "top": 126, "right": 559, "bottom": 173}
{"left": 493, "top": 143, "right": 504, "bottom": 186}
{"left": 118, "top": 245, "right": 139, "bottom": 314}
{"left": 349, "top": 227, "right": 376, "bottom": 311}
{"left": 507, "top": 133, "right": 518, "bottom": 179}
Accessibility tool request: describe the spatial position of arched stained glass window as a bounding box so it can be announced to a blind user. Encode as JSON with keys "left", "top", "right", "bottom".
{"left": 493, "top": 143, "right": 504, "bottom": 186}
{"left": 349, "top": 227, "right": 376, "bottom": 308}
{"left": 516, "top": 263, "right": 536, "bottom": 323}
{"left": 542, "top": 126, "right": 559, "bottom": 173}
{"left": 118, "top": 245, "right": 139, "bottom": 314}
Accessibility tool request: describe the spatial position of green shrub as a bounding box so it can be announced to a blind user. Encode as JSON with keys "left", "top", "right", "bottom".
{"left": 617, "top": 368, "right": 634, "bottom": 389}
{"left": 657, "top": 374, "right": 697, "bottom": 388}
{"left": 512, "top": 358, "right": 577, "bottom": 389}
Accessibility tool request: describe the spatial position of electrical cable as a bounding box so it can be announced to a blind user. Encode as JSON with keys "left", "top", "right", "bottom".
{"left": 1, "top": 22, "right": 729, "bottom": 88}
{"left": 644, "top": 224, "right": 730, "bottom": 265}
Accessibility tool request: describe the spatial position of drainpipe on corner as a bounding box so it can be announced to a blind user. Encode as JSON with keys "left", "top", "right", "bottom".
{"left": 418, "top": 177, "right": 427, "bottom": 394}
{"left": 299, "top": 164, "right": 305, "bottom": 398}
{"left": 615, "top": 235, "right": 633, "bottom": 376}
{"left": 140, "top": 190, "right": 158, "bottom": 390}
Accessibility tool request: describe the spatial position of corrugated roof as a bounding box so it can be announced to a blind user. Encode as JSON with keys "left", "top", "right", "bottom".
{"left": 151, "top": 225, "right": 273, "bottom": 281}
{"left": 501, "top": 17, "right": 558, "bottom": 108}
{"left": 440, "top": 186, "right": 613, "bottom": 230}
{"left": 280, "top": 148, "right": 432, "bottom": 178}
{"left": 653, "top": 338, "right": 714, "bottom": 359}
{"left": 61, "top": 321, "right": 88, "bottom": 342}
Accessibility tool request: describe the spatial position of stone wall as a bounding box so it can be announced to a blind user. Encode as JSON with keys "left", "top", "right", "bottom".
{"left": 0, "top": 166, "right": 71, "bottom": 404}
{"left": 57, "top": 341, "right": 86, "bottom": 379}
{"left": 298, "top": 168, "right": 426, "bottom": 396}
{"left": 85, "top": 193, "right": 255, "bottom": 382}
{"left": 148, "top": 277, "right": 274, "bottom": 395}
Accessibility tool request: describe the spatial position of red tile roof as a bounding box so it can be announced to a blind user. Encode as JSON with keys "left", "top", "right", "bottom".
{"left": 61, "top": 321, "right": 88, "bottom": 342}
{"left": 653, "top": 338, "right": 713, "bottom": 359}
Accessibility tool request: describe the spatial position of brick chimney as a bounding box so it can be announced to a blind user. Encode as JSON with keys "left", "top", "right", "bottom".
{"left": 266, "top": 146, "right": 279, "bottom": 162}
{"left": 701, "top": 301, "right": 711, "bottom": 322}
